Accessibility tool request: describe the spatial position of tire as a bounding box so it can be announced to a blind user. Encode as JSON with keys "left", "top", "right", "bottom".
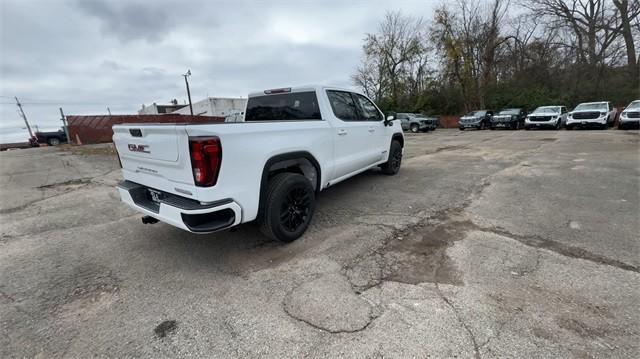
{"left": 48, "top": 137, "right": 61, "bottom": 146}
{"left": 524, "top": 126, "right": 530, "bottom": 131}
{"left": 459, "top": 127, "right": 465, "bottom": 131}
{"left": 618, "top": 124, "right": 625, "bottom": 130}
{"left": 566, "top": 125, "right": 573, "bottom": 130}
{"left": 258, "top": 173, "right": 316, "bottom": 242}
{"left": 490, "top": 126, "right": 495, "bottom": 130}
{"left": 479, "top": 121, "right": 486, "bottom": 130}
{"left": 410, "top": 124, "right": 419, "bottom": 133}
{"left": 381, "top": 140, "right": 402, "bottom": 175}
{"left": 555, "top": 121, "right": 561, "bottom": 130}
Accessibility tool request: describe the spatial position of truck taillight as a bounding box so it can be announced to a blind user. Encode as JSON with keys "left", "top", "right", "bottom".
{"left": 189, "top": 136, "right": 222, "bottom": 187}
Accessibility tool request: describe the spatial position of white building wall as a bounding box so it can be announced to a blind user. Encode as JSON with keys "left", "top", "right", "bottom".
{"left": 173, "top": 97, "right": 247, "bottom": 117}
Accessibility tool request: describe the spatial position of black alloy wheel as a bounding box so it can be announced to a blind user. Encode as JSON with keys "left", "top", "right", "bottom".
{"left": 259, "top": 173, "right": 316, "bottom": 242}
{"left": 280, "top": 187, "right": 312, "bottom": 233}
{"left": 381, "top": 140, "right": 402, "bottom": 175}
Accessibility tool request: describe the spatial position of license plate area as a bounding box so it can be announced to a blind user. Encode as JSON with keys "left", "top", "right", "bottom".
{"left": 147, "top": 189, "right": 164, "bottom": 205}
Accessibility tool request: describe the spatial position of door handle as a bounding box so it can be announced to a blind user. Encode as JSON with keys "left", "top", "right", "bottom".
{"left": 338, "top": 129, "right": 347, "bottom": 136}
{"left": 368, "top": 127, "right": 375, "bottom": 132}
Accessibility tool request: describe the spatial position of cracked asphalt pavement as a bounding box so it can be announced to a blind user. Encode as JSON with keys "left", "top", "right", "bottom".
{"left": 1, "top": 129, "right": 638, "bottom": 358}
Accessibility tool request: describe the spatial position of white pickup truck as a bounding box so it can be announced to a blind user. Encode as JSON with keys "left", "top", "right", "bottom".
{"left": 566, "top": 101, "right": 617, "bottom": 130}
{"left": 113, "top": 85, "right": 404, "bottom": 242}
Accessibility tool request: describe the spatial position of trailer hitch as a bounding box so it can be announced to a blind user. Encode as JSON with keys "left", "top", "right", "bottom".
{"left": 142, "top": 216, "right": 159, "bottom": 224}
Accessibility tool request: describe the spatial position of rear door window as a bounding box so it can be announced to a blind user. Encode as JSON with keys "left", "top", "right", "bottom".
{"left": 327, "top": 90, "right": 360, "bottom": 121}
{"left": 245, "top": 91, "right": 321, "bottom": 121}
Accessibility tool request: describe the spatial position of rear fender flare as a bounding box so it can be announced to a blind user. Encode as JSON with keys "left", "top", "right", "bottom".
{"left": 258, "top": 151, "right": 321, "bottom": 217}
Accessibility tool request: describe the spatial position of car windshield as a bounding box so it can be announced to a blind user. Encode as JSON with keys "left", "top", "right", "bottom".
{"left": 465, "top": 111, "right": 483, "bottom": 116}
{"left": 626, "top": 101, "right": 640, "bottom": 110}
{"left": 533, "top": 107, "right": 560, "bottom": 114}
{"left": 574, "top": 103, "right": 607, "bottom": 111}
{"left": 499, "top": 109, "right": 519, "bottom": 115}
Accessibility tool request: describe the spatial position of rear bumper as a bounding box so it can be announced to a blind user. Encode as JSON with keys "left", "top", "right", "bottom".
{"left": 117, "top": 180, "right": 242, "bottom": 233}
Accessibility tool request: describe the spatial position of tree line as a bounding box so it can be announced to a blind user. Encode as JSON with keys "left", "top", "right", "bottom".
{"left": 352, "top": 0, "right": 639, "bottom": 115}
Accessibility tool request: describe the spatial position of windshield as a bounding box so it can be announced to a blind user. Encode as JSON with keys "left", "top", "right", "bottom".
{"left": 245, "top": 91, "right": 321, "bottom": 121}
{"left": 533, "top": 107, "right": 560, "bottom": 114}
{"left": 574, "top": 103, "right": 607, "bottom": 111}
{"left": 498, "top": 109, "right": 519, "bottom": 115}
{"left": 626, "top": 101, "right": 640, "bottom": 110}
{"left": 465, "top": 111, "right": 484, "bottom": 117}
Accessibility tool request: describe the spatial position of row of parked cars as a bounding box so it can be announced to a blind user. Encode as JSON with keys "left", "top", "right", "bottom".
{"left": 457, "top": 100, "right": 639, "bottom": 131}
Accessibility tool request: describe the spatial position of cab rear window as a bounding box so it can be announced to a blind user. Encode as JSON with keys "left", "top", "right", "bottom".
{"left": 245, "top": 91, "right": 321, "bottom": 121}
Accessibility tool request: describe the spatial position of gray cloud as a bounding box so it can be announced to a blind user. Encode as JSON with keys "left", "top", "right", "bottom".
{"left": 1, "top": 0, "right": 437, "bottom": 143}
{"left": 76, "top": 0, "right": 182, "bottom": 43}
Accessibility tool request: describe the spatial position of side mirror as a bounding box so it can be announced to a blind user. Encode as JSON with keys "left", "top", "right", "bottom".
{"left": 384, "top": 113, "right": 396, "bottom": 126}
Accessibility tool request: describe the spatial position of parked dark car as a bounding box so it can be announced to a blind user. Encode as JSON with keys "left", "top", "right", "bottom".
{"left": 458, "top": 110, "right": 493, "bottom": 130}
{"left": 490, "top": 108, "right": 527, "bottom": 130}
{"left": 36, "top": 128, "right": 68, "bottom": 146}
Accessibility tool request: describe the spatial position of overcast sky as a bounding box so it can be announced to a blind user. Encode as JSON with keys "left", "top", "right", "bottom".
{"left": 1, "top": 0, "right": 439, "bottom": 143}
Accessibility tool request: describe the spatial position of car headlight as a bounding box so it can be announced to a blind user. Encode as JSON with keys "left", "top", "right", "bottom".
{"left": 621, "top": 112, "right": 628, "bottom": 119}
{"left": 568, "top": 114, "right": 573, "bottom": 119}
{"left": 600, "top": 111, "right": 607, "bottom": 117}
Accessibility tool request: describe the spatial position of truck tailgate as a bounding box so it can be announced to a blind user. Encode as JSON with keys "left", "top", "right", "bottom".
{"left": 113, "top": 124, "right": 197, "bottom": 196}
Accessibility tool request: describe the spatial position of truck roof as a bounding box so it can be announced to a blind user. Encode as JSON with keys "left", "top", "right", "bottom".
{"left": 248, "top": 85, "right": 362, "bottom": 98}
{"left": 578, "top": 101, "right": 608, "bottom": 105}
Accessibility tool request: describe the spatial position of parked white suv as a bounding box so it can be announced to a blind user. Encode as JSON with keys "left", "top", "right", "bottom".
{"left": 618, "top": 100, "right": 640, "bottom": 130}
{"left": 113, "top": 86, "right": 404, "bottom": 242}
{"left": 566, "top": 101, "right": 616, "bottom": 130}
{"left": 525, "top": 106, "right": 567, "bottom": 130}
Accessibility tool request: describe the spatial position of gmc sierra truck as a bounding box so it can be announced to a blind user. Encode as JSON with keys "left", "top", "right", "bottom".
{"left": 113, "top": 85, "right": 404, "bottom": 242}
{"left": 566, "top": 101, "right": 616, "bottom": 130}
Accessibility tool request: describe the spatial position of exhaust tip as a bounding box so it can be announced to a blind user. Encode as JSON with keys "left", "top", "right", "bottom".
{"left": 142, "top": 216, "right": 159, "bottom": 224}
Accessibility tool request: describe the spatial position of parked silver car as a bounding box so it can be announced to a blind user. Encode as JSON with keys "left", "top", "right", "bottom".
{"left": 525, "top": 106, "right": 568, "bottom": 130}
{"left": 618, "top": 100, "right": 640, "bottom": 130}
{"left": 397, "top": 113, "right": 436, "bottom": 133}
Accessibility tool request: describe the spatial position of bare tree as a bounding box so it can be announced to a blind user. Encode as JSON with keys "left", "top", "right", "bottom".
{"left": 353, "top": 11, "right": 426, "bottom": 107}
{"left": 611, "top": 0, "right": 640, "bottom": 77}
{"left": 524, "top": 0, "right": 623, "bottom": 66}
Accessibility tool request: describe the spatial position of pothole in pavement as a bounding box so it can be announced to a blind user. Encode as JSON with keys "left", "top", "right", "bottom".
{"left": 283, "top": 273, "right": 374, "bottom": 333}
{"left": 344, "top": 212, "right": 473, "bottom": 292}
{"left": 426, "top": 145, "right": 469, "bottom": 155}
{"left": 154, "top": 320, "right": 178, "bottom": 338}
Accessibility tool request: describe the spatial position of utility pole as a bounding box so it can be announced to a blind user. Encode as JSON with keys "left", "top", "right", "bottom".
{"left": 59, "top": 108, "right": 71, "bottom": 144}
{"left": 15, "top": 96, "right": 34, "bottom": 138}
{"left": 182, "top": 69, "right": 193, "bottom": 115}
{"left": 107, "top": 107, "right": 112, "bottom": 116}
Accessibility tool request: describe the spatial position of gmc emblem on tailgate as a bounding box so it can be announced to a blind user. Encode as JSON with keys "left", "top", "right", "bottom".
{"left": 128, "top": 144, "right": 150, "bottom": 153}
